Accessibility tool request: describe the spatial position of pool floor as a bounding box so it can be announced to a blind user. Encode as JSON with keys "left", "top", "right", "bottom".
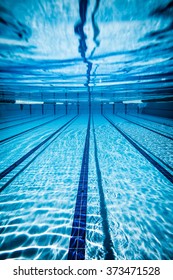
{"left": 0, "top": 112, "right": 173, "bottom": 260}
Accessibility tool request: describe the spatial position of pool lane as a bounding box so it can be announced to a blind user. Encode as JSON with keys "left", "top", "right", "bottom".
{"left": 0, "top": 115, "right": 70, "bottom": 174}
{"left": 91, "top": 115, "right": 115, "bottom": 259}
{"left": 107, "top": 114, "right": 173, "bottom": 172}
{"left": 0, "top": 115, "right": 88, "bottom": 260}
{"left": 0, "top": 115, "right": 77, "bottom": 191}
{"left": 0, "top": 114, "right": 53, "bottom": 130}
{"left": 105, "top": 115, "right": 173, "bottom": 183}
{"left": 68, "top": 115, "right": 90, "bottom": 260}
{"left": 88, "top": 114, "right": 173, "bottom": 259}
{"left": 0, "top": 114, "right": 65, "bottom": 143}
{"left": 85, "top": 115, "right": 105, "bottom": 260}
{"left": 0, "top": 115, "right": 33, "bottom": 125}
{"left": 118, "top": 113, "right": 173, "bottom": 138}
{"left": 128, "top": 113, "right": 173, "bottom": 127}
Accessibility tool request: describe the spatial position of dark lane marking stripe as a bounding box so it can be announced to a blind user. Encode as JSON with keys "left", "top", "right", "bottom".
{"left": 0, "top": 116, "right": 78, "bottom": 193}
{"left": 117, "top": 114, "right": 173, "bottom": 140}
{"left": 92, "top": 115, "right": 115, "bottom": 259}
{"left": 104, "top": 115, "right": 173, "bottom": 184}
{"left": 0, "top": 115, "right": 52, "bottom": 131}
{"left": 122, "top": 134, "right": 173, "bottom": 172}
{"left": 128, "top": 113, "right": 173, "bottom": 128}
{"left": 0, "top": 115, "right": 65, "bottom": 144}
{"left": 0, "top": 115, "right": 77, "bottom": 181}
{"left": 0, "top": 115, "right": 33, "bottom": 125}
{"left": 67, "top": 116, "right": 90, "bottom": 260}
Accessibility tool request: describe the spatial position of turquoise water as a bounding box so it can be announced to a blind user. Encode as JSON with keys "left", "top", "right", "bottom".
{"left": 0, "top": 113, "right": 173, "bottom": 260}
{"left": 0, "top": 0, "right": 173, "bottom": 260}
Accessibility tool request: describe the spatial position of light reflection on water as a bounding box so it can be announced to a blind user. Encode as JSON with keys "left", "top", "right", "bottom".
{"left": 0, "top": 116, "right": 88, "bottom": 259}
{"left": 86, "top": 115, "right": 173, "bottom": 260}
{"left": 0, "top": 0, "right": 173, "bottom": 260}
{"left": 0, "top": 115, "right": 173, "bottom": 259}
{"left": 108, "top": 114, "right": 173, "bottom": 169}
{"left": 0, "top": 0, "right": 173, "bottom": 102}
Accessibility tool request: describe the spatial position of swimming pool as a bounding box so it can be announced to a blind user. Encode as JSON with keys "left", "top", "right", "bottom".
{"left": 0, "top": 111, "right": 172, "bottom": 260}
{"left": 0, "top": 0, "right": 173, "bottom": 260}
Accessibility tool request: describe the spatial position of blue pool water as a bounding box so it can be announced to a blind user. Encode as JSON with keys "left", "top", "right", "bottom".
{"left": 0, "top": 113, "right": 173, "bottom": 260}
{"left": 0, "top": 0, "right": 173, "bottom": 260}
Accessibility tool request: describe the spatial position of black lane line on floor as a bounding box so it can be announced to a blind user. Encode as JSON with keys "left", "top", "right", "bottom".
{"left": 117, "top": 114, "right": 173, "bottom": 140}
{"left": 104, "top": 115, "right": 173, "bottom": 184}
{"left": 67, "top": 116, "right": 90, "bottom": 260}
{"left": 0, "top": 115, "right": 52, "bottom": 131}
{"left": 122, "top": 134, "right": 173, "bottom": 172}
{"left": 0, "top": 115, "right": 66, "bottom": 144}
{"left": 0, "top": 115, "right": 33, "bottom": 125}
{"left": 0, "top": 115, "right": 77, "bottom": 181}
{"left": 0, "top": 116, "right": 78, "bottom": 193}
{"left": 116, "top": 116, "right": 173, "bottom": 172}
{"left": 92, "top": 116, "right": 115, "bottom": 260}
{"left": 128, "top": 113, "right": 173, "bottom": 128}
